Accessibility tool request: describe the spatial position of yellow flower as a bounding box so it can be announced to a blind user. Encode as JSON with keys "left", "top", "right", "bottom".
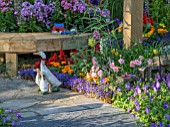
{"left": 111, "top": 49, "right": 116, "bottom": 53}
{"left": 115, "top": 52, "right": 119, "bottom": 56}
{"left": 88, "top": 38, "right": 96, "bottom": 47}
{"left": 159, "top": 23, "right": 166, "bottom": 28}
{"left": 68, "top": 69, "right": 74, "bottom": 75}
{"left": 153, "top": 49, "right": 158, "bottom": 55}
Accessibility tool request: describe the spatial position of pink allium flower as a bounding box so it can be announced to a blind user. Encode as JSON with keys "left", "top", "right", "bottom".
{"left": 130, "top": 61, "right": 135, "bottom": 67}
{"left": 135, "top": 60, "right": 142, "bottom": 66}
{"left": 148, "top": 59, "right": 153, "bottom": 66}
{"left": 118, "top": 58, "right": 124, "bottom": 64}
{"left": 110, "top": 62, "right": 115, "bottom": 69}
{"left": 113, "top": 66, "right": 119, "bottom": 72}
{"left": 97, "top": 70, "right": 103, "bottom": 77}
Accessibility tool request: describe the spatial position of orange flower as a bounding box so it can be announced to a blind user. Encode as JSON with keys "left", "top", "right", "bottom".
{"left": 54, "top": 62, "right": 60, "bottom": 67}
{"left": 61, "top": 61, "right": 66, "bottom": 65}
{"left": 157, "top": 28, "right": 168, "bottom": 34}
{"left": 62, "top": 69, "right": 67, "bottom": 73}
{"left": 64, "top": 65, "right": 70, "bottom": 70}
{"left": 104, "top": 77, "right": 109, "bottom": 83}
{"left": 79, "top": 73, "right": 84, "bottom": 77}
{"left": 68, "top": 69, "right": 74, "bottom": 75}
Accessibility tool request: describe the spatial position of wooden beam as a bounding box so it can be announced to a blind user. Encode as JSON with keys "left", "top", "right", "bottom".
{"left": 5, "top": 53, "right": 18, "bottom": 76}
{"left": 123, "top": 0, "right": 144, "bottom": 49}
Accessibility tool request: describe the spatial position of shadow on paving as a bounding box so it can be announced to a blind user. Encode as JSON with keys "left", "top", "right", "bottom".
{"left": 21, "top": 105, "right": 136, "bottom": 127}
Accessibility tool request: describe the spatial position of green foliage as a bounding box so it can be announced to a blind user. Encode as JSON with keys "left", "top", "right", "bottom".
{"left": 148, "top": 0, "right": 170, "bottom": 27}
{"left": 0, "top": 9, "right": 17, "bottom": 32}
{"left": 108, "top": 0, "right": 124, "bottom": 20}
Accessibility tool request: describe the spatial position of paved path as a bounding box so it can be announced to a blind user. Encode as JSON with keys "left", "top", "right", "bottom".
{"left": 0, "top": 77, "right": 136, "bottom": 127}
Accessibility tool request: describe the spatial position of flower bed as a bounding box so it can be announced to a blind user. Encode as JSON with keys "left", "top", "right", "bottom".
{"left": 18, "top": 67, "right": 170, "bottom": 127}
{"left": 17, "top": 48, "right": 170, "bottom": 127}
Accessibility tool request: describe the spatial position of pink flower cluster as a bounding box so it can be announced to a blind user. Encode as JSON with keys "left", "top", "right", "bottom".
{"left": 109, "top": 61, "right": 119, "bottom": 73}
{"left": 90, "top": 57, "right": 103, "bottom": 79}
{"left": 130, "top": 59, "right": 142, "bottom": 67}
{"left": 0, "top": 0, "right": 13, "bottom": 13}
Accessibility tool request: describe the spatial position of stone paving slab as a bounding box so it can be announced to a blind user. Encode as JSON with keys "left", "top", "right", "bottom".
{"left": 21, "top": 106, "right": 136, "bottom": 127}
{"left": 0, "top": 77, "right": 137, "bottom": 126}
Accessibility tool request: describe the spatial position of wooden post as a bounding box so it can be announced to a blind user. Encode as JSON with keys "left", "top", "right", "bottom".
{"left": 123, "top": 0, "right": 144, "bottom": 49}
{"left": 5, "top": 53, "right": 18, "bottom": 76}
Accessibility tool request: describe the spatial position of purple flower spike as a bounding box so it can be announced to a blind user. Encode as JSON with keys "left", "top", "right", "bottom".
{"left": 145, "top": 107, "right": 150, "bottom": 114}
{"left": 167, "top": 124, "right": 170, "bottom": 127}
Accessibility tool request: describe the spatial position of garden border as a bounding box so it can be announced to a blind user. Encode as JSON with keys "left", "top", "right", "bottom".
{"left": 0, "top": 32, "right": 90, "bottom": 76}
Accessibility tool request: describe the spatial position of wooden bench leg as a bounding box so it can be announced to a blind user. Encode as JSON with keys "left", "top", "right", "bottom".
{"left": 5, "top": 53, "right": 18, "bottom": 76}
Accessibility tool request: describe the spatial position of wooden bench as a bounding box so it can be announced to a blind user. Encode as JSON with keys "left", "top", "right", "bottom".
{"left": 0, "top": 33, "right": 90, "bottom": 76}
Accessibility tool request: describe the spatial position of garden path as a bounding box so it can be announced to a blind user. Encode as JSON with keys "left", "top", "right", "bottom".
{"left": 0, "top": 77, "right": 136, "bottom": 127}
